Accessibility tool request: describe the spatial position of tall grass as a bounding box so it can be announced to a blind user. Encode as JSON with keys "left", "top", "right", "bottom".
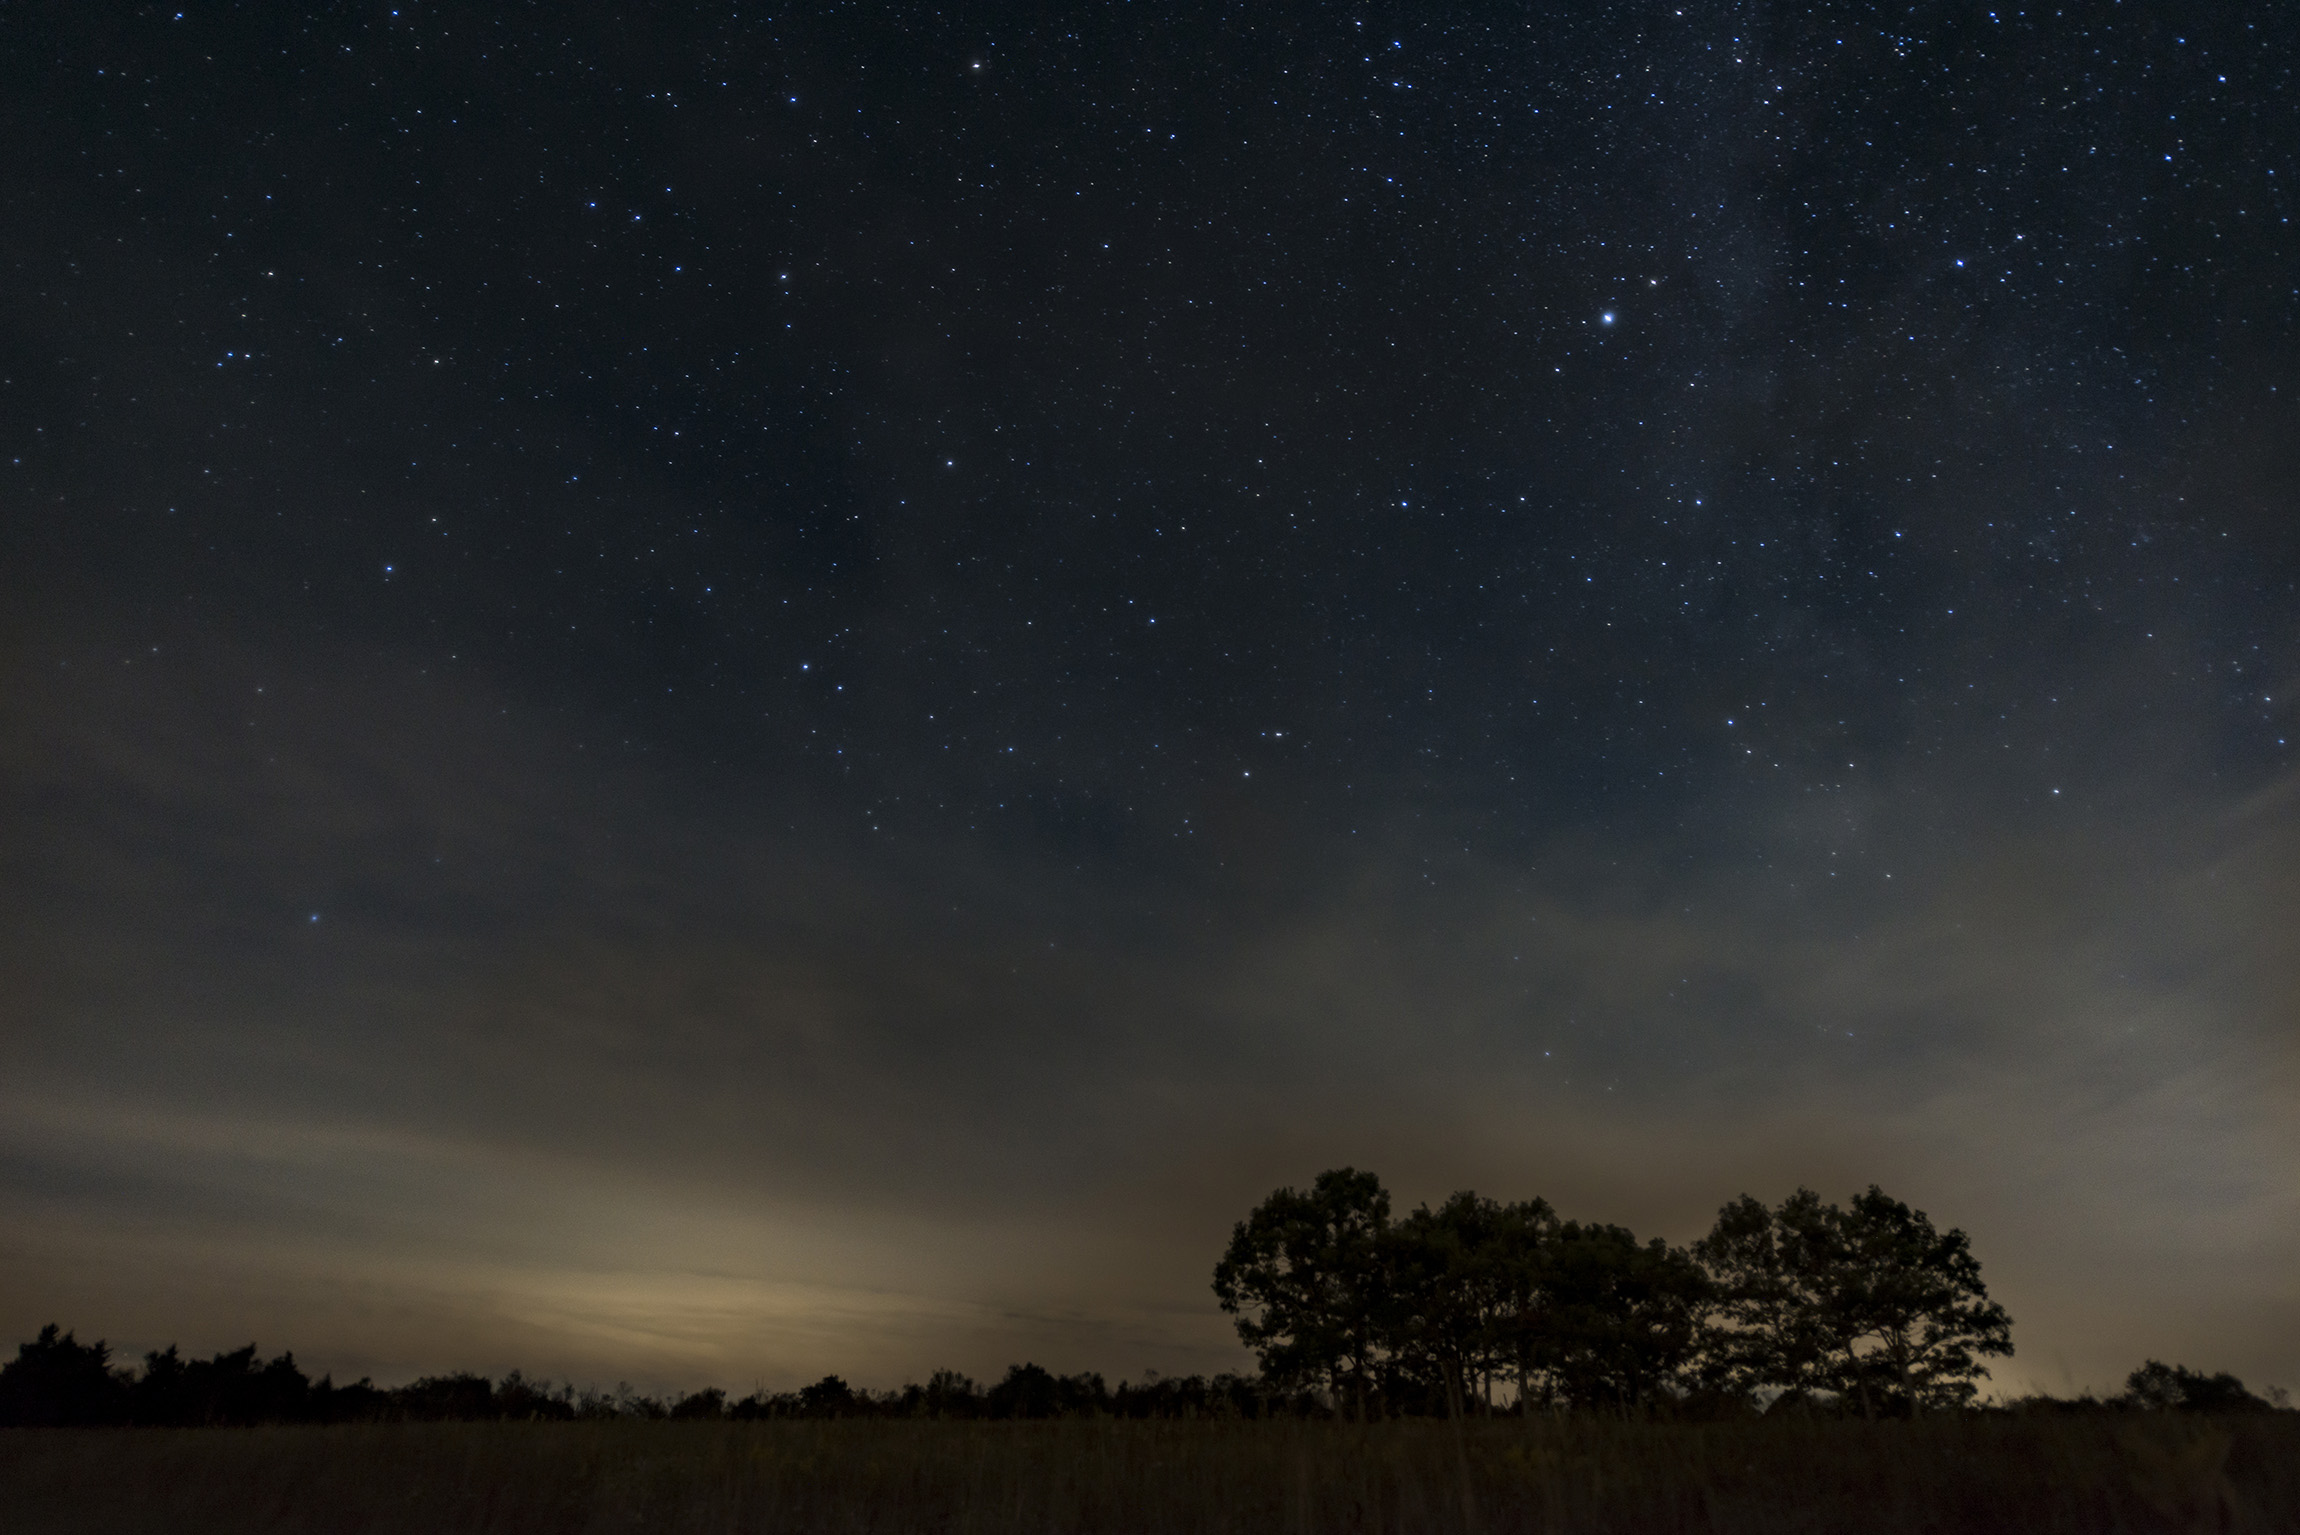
{"left": 4, "top": 1413, "right": 2295, "bottom": 1533}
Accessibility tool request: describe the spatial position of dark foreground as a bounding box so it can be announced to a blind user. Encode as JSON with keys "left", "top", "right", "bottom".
{"left": 3, "top": 1414, "right": 2295, "bottom": 1534}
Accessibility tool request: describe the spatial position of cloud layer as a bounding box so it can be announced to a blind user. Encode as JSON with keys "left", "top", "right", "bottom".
{"left": 5, "top": 619, "right": 2292, "bottom": 1397}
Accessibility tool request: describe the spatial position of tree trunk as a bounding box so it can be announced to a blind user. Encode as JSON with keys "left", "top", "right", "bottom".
{"left": 1446, "top": 1360, "right": 1481, "bottom": 1535}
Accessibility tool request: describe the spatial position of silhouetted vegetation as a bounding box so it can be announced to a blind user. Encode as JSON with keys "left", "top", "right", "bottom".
{"left": 2, "top": 1173, "right": 2286, "bottom": 1438}
{"left": 0, "top": 1327, "right": 1312, "bottom": 1428}
{"left": 1216, "top": 1170, "right": 2022, "bottom": 1420}
{"left": 2122, "top": 1359, "right": 2283, "bottom": 1414}
{"left": 4, "top": 1170, "right": 2293, "bottom": 1532}
{"left": 0, "top": 1327, "right": 629, "bottom": 1427}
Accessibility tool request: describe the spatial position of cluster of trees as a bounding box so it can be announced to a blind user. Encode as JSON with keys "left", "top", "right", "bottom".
{"left": 4, "top": 1168, "right": 2283, "bottom": 1429}
{"left": 3, "top": 1317, "right": 2279, "bottom": 1431}
{"left": 2115, "top": 1361, "right": 2287, "bottom": 1415}
{"left": 1213, "top": 1169, "right": 2019, "bottom": 1418}
{"left": 0, "top": 1327, "right": 1306, "bottom": 1428}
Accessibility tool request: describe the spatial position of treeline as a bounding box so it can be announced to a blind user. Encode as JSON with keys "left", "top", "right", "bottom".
{"left": 0, "top": 1322, "right": 2281, "bottom": 1431}
{"left": 5, "top": 1169, "right": 2287, "bottom": 1429}
{"left": 1212, "top": 1169, "right": 2282, "bottom": 1420}
{"left": 0, "top": 1328, "right": 1310, "bottom": 1428}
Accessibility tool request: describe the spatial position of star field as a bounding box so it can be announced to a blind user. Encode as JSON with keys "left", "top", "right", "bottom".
{"left": 2, "top": 3, "right": 2295, "bottom": 1396}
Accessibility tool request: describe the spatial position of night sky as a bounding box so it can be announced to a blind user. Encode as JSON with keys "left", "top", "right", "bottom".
{"left": 3, "top": 2, "right": 2295, "bottom": 1399}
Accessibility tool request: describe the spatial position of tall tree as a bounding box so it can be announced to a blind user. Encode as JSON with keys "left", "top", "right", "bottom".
{"left": 1483, "top": 1198, "right": 1561, "bottom": 1414}
{"left": 1695, "top": 1186, "right": 2013, "bottom": 1415}
{"left": 1823, "top": 1186, "right": 2013, "bottom": 1415}
{"left": 1692, "top": 1190, "right": 1834, "bottom": 1403}
{"left": 1385, "top": 1190, "right": 1508, "bottom": 1533}
{"left": 1388, "top": 1192, "right": 1511, "bottom": 1418}
{"left": 1212, "top": 1168, "right": 1391, "bottom": 1417}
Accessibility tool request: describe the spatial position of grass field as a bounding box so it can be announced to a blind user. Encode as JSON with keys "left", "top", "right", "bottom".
{"left": 4, "top": 1413, "right": 2295, "bottom": 1533}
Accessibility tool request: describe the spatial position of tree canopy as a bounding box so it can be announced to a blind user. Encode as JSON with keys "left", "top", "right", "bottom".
{"left": 1215, "top": 1171, "right": 2019, "bottom": 1417}
{"left": 44, "top": 1173, "right": 2291, "bottom": 1428}
{"left": 1695, "top": 1185, "right": 2013, "bottom": 1416}
{"left": 1210, "top": 1167, "right": 1393, "bottom": 1415}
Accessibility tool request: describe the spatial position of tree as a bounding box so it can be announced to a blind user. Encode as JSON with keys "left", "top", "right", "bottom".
{"left": 1535, "top": 1223, "right": 1710, "bottom": 1410}
{"left": 1693, "top": 1190, "right": 1834, "bottom": 1403}
{"left": 1696, "top": 1186, "right": 2012, "bottom": 1416}
{"left": 986, "top": 1363, "right": 1058, "bottom": 1418}
{"left": 1823, "top": 1186, "right": 2012, "bottom": 1415}
{"left": 0, "top": 1325, "right": 131, "bottom": 1426}
{"left": 917, "top": 1368, "right": 984, "bottom": 1418}
{"left": 491, "top": 1370, "right": 577, "bottom": 1422}
{"left": 670, "top": 1387, "right": 727, "bottom": 1419}
{"left": 1481, "top": 1197, "right": 1561, "bottom": 1413}
{"left": 395, "top": 1372, "right": 501, "bottom": 1422}
{"left": 797, "top": 1374, "right": 857, "bottom": 1416}
{"left": 1212, "top": 1167, "right": 1392, "bottom": 1417}
{"left": 1387, "top": 1192, "right": 1507, "bottom": 1418}
{"left": 2123, "top": 1360, "right": 2276, "bottom": 1413}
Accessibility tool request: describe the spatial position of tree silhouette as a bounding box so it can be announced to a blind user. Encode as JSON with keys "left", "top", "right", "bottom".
{"left": 404, "top": 1374, "right": 510, "bottom": 1421}
{"left": 1386, "top": 1193, "right": 1568, "bottom": 1417}
{"left": 1387, "top": 1193, "right": 1500, "bottom": 1418}
{"left": 1217, "top": 1173, "right": 1721, "bottom": 1416}
{"left": 0, "top": 1325, "right": 129, "bottom": 1426}
{"left": 670, "top": 1387, "right": 728, "bottom": 1419}
{"left": 797, "top": 1375, "right": 858, "bottom": 1417}
{"left": 2123, "top": 1360, "right": 2274, "bottom": 1413}
{"left": 920, "top": 1368, "right": 981, "bottom": 1417}
{"left": 1212, "top": 1167, "right": 1392, "bottom": 1418}
{"left": 1695, "top": 1186, "right": 2011, "bottom": 1415}
{"left": 1693, "top": 1191, "right": 1834, "bottom": 1401}
{"left": 1480, "top": 1197, "right": 1561, "bottom": 1412}
{"left": 1825, "top": 1186, "right": 2012, "bottom": 1415}
{"left": 987, "top": 1363, "right": 1063, "bottom": 1419}
{"left": 1535, "top": 1222, "right": 1710, "bottom": 1410}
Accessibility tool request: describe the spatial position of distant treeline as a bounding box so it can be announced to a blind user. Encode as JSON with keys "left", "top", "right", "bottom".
{"left": 1212, "top": 1170, "right": 2291, "bottom": 1420}
{"left": 0, "top": 1329, "right": 1304, "bottom": 1428}
{"left": 3, "top": 1171, "right": 2287, "bottom": 1429}
{"left": 0, "top": 1324, "right": 2281, "bottom": 1430}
